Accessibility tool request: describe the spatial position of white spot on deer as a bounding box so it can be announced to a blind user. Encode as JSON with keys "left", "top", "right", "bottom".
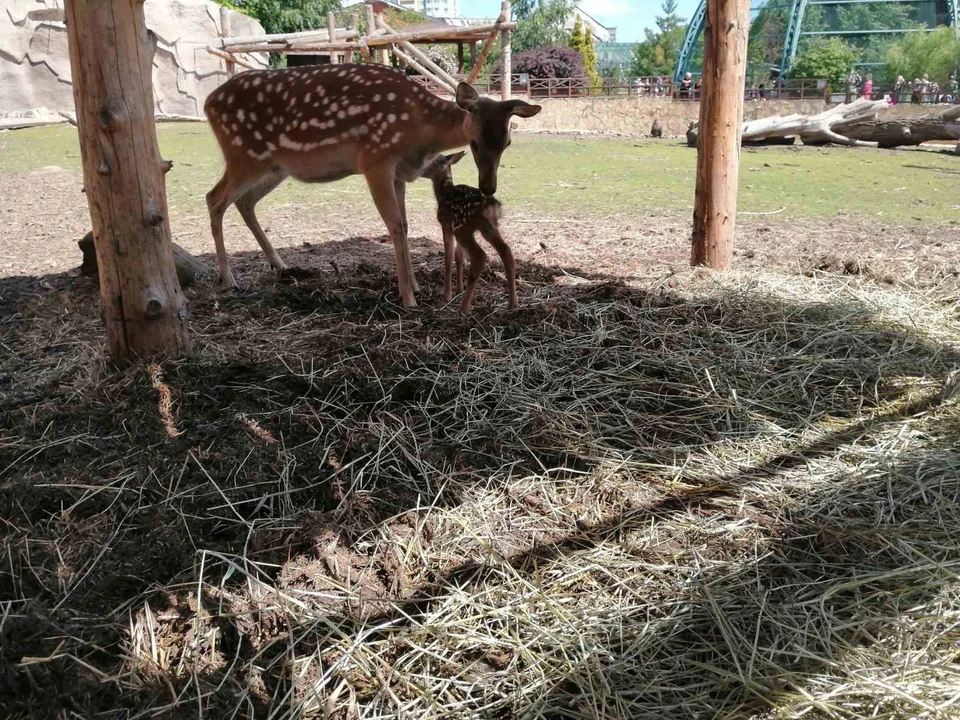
{"left": 303, "top": 142, "right": 318, "bottom": 151}
{"left": 373, "top": 94, "right": 381, "bottom": 102}
{"left": 251, "top": 111, "right": 258, "bottom": 122}
{"left": 237, "top": 109, "right": 246, "bottom": 122}
{"left": 227, "top": 94, "right": 235, "bottom": 105}
{"left": 320, "top": 137, "right": 339, "bottom": 146}
{"left": 330, "top": 102, "right": 339, "bottom": 113}
{"left": 232, "top": 136, "right": 243, "bottom": 146}
{"left": 254, "top": 130, "right": 263, "bottom": 140}
{"left": 257, "top": 92, "right": 264, "bottom": 102}
{"left": 337, "top": 110, "right": 346, "bottom": 119}
{"left": 387, "top": 92, "right": 396, "bottom": 101}
{"left": 316, "top": 85, "right": 326, "bottom": 96}
{"left": 358, "top": 125, "right": 369, "bottom": 134}
{"left": 231, "top": 123, "right": 238, "bottom": 132}
{"left": 247, "top": 148, "right": 271, "bottom": 160}
{"left": 265, "top": 122, "right": 274, "bottom": 132}
{"left": 300, "top": 121, "right": 309, "bottom": 130}
{"left": 242, "top": 81, "right": 250, "bottom": 89}
{"left": 391, "top": 132, "right": 402, "bottom": 144}
{"left": 283, "top": 91, "right": 290, "bottom": 101}
{"left": 309, "top": 117, "right": 323, "bottom": 128}
{"left": 252, "top": 77, "right": 262, "bottom": 87}
{"left": 338, "top": 70, "right": 347, "bottom": 77}
{"left": 266, "top": 84, "right": 273, "bottom": 92}
{"left": 374, "top": 112, "right": 384, "bottom": 121}
{"left": 276, "top": 82, "right": 284, "bottom": 92}
{"left": 266, "top": 141, "right": 277, "bottom": 151}
{"left": 387, "top": 113, "right": 396, "bottom": 123}
{"left": 304, "top": 93, "right": 312, "bottom": 103}
{"left": 279, "top": 134, "right": 303, "bottom": 151}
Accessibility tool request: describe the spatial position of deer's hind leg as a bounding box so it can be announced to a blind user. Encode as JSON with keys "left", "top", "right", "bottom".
{"left": 234, "top": 169, "right": 289, "bottom": 273}
{"left": 455, "top": 227, "right": 487, "bottom": 313}
{"left": 442, "top": 223, "right": 456, "bottom": 302}
{"left": 477, "top": 217, "right": 517, "bottom": 308}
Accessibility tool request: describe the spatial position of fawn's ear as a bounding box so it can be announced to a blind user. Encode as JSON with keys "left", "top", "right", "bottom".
{"left": 448, "top": 151, "right": 467, "bottom": 166}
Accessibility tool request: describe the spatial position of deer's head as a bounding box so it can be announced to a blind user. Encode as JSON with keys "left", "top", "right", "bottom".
{"left": 455, "top": 83, "right": 541, "bottom": 196}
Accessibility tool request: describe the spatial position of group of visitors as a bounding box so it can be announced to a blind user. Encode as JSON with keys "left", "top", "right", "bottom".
{"left": 849, "top": 69, "right": 959, "bottom": 104}
{"left": 632, "top": 76, "right": 672, "bottom": 97}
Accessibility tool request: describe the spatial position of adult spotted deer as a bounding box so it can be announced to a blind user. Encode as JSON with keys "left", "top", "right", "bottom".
{"left": 204, "top": 63, "right": 541, "bottom": 307}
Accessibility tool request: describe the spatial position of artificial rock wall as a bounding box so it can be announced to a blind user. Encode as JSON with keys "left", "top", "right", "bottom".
{"left": 0, "top": 0, "right": 267, "bottom": 117}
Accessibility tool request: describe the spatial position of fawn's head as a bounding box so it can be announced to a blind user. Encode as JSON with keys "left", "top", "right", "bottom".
{"left": 455, "top": 83, "right": 541, "bottom": 196}
{"left": 421, "top": 151, "right": 467, "bottom": 185}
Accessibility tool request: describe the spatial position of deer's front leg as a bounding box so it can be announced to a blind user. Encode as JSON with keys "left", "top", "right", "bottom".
{"left": 393, "top": 177, "right": 420, "bottom": 294}
{"left": 366, "top": 166, "right": 416, "bottom": 308}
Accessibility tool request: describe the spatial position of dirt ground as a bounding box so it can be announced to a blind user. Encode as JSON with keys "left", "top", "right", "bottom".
{"left": 2, "top": 158, "right": 960, "bottom": 718}
{"left": 2, "top": 164, "right": 960, "bottom": 296}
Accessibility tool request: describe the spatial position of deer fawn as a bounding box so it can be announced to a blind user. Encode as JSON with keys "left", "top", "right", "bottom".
{"left": 420, "top": 152, "right": 516, "bottom": 312}
{"left": 203, "top": 63, "right": 541, "bottom": 307}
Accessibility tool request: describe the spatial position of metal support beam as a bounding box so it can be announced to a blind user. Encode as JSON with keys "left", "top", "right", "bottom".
{"left": 675, "top": 0, "right": 708, "bottom": 82}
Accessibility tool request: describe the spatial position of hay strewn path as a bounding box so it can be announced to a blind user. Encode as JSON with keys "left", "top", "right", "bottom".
{"left": 2, "top": 132, "right": 960, "bottom": 718}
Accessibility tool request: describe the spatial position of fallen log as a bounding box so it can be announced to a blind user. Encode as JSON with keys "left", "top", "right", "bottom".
{"left": 835, "top": 105, "right": 960, "bottom": 148}
{"left": 686, "top": 99, "right": 960, "bottom": 149}
{"left": 79, "top": 232, "right": 207, "bottom": 287}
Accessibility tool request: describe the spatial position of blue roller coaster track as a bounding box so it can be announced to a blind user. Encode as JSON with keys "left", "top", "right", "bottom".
{"left": 674, "top": 0, "right": 959, "bottom": 82}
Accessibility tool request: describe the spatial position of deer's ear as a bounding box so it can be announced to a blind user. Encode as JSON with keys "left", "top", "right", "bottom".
{"left": 507, "top": 100, "right": 542, "bottom": 118}
{"left": 449, "top": 151, "right": 467, "bottom": 165}
{"left": 456, "top": 82, "right": 480, "bottom": 113}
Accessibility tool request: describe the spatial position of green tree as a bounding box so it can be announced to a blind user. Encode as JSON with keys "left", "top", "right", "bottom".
{"left": 630, "top": 0, "right": 686, "bottom": 76}
{"left": 235, "top": 0, "right": 342, "bottom": 35}
{"left": 569, "top": 16, "right": 600, "bottom": 87}
{"left": 790, "top": 37, "right": 858, "bottom": 86}
{"left": 512, "top": 0, "right": 575, "bottom": 53}
{"left": 886, "top": 26, "right": 960, "bottom": 84}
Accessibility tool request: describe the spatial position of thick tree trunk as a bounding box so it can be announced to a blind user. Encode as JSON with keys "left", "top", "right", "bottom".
{"left": 65, "top": 0, "right": 189, "bottom": 361}
{"left": 691, "top": 0, "right": 750, "bottom": 271}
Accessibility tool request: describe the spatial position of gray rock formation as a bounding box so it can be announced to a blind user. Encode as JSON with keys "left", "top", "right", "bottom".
{"left": 0, "top": 0, "right": 267, "bottom": 117}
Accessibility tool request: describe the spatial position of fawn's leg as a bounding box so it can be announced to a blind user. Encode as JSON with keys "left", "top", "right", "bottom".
{"left": 206, "top": 173, "right": 237, "bottom": 288}
{"left": 442, "top": 223, "right": 456, "bottom": 302}
{"left": 477, "top": 217, "right": 518, "bottom": 308}
{"left": 394, "top": 177, "right": 420, "bottom": 294}
{"left": 366, "top": 165, "right": 416, "bottom": 308}
{"left": 234, "top": 170, "right": 289, "bottom": 273}
{"left": 455, "top": 244, "right": 465, "bottom": 293}
{"left": 454, "top": 228, "right": 487, "bottom": 313}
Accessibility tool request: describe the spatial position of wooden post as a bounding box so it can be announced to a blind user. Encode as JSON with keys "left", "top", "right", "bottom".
{"left": 327, "top": 12, "right": 339, "bottom": 63}
{"left": 690, "top": 0, "right": 749, "bottom": 271}
{"left": 219, "top": 6, "right": 236, "bottom": 77}
{"left": 65, "top": 0, "right": 189, "bottom": 361}
{"left": 501, "top": 1, "right": 512, "bottom": 100}
{"left": 457, "top": 42, "right": 465, "bottom": 75}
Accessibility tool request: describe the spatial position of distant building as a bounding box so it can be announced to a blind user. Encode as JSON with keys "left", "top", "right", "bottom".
{"left": 424, "top": 0, "right": 460, "bottom": 18}
{"left": 566, "top": 5, "right": 616, "bottom": 43}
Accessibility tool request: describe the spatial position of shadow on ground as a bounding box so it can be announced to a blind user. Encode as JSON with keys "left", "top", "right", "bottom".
{"left": 1, "top": 242, "right": 958, "bottom": 718}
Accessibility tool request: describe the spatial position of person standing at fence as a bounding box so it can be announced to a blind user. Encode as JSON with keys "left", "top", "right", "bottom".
{"left": 860, "top": 74, "right": 873, "bottom": 100}
{"left": 948, "top": 75, "right": 958, "bottom": 103}
{"left": 678, "top": 72, "right": 693, "bottom": 99}
{"left": 846, "top": 69, "right": 861, "bottom": 103}
{"left": 892, "top": 75, "right": 905, "bottom": 104}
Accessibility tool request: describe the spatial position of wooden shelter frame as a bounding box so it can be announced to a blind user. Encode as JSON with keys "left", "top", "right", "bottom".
{"left": 207, "top": 1, "right": 517, "bottom": 99}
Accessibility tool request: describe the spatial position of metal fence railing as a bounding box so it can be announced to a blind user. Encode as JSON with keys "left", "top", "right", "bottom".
{"left": 411, "top": 74, "right": 832, "bottom": 101}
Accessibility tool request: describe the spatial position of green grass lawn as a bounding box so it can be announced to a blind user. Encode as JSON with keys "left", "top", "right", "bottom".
{"left": 2, "top": 123, "right": 957, "bottom": 223}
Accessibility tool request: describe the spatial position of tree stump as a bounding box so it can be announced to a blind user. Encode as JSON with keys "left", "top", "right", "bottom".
{"left": 79, "top": 231, "right": 207, "bottom": 288}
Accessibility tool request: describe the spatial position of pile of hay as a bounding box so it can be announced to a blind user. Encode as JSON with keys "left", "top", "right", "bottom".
{"left": 2, "top": 265, "right": 959, "bottom": 719}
